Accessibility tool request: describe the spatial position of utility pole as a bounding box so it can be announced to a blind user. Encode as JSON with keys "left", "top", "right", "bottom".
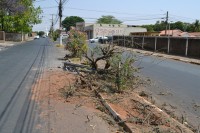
{"left": 58, "top": 0, "right": 63, "bottom": 45}
{"left": 165, "top": 11, "right": 169, "bottom": 36}
{"left": 51, "top": 14, "right": 54, "bottom": 29}
{"left": 50, "top": 14, "right": 54, "bottom": 36}
{"left": 58, "top": 0, "right": 62, "bottom": 29}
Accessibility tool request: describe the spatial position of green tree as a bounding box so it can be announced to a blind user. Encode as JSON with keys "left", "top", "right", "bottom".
{"left": 38, "top": 31, "right": 45, "bottom": 36}
{"left": 173, "top": 21, "right": 184, "bottom": 31}
{"left": 97, "top": 15, "right": 122, "bottom": 24}
{"left": 0, "top": 0, "right": 42, "bottom": 32}
{"left": 193, "top": 20, "right": 200, "bottom": 32}
{"left": 62, "top": 16, "right": 84, "bottom": 31}
{"left": 186, "top": 23, "right": 194, "bottom": 32}
{"left": 142, "top": 25, "right": 154, "bottom": 32}
{"left": 153, "top": 21, "right": 166, "bottom": 31}
{"left": 52, "top": 29, "right": 60, "bottom": 41}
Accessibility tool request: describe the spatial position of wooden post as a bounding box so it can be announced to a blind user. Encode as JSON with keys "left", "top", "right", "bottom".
{"left": 155, "top": 37, "right": 157, "bottom": 51}
{"left": 185, "top": 38, "right": 189, "bottom": 56}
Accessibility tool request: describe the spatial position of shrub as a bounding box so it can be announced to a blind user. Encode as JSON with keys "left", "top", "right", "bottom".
{"left": 66, "top": 27, "right": 88, "bottom": 58}
{"left": 109, "top": 52, "right": 137, "bottom": 92}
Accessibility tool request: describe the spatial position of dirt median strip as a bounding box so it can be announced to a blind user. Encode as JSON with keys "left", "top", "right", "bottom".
{"left": 95, "top": 90, "right": 194, "bottom": 133}
{"left": 95, "top": 90, "right": 133, "bottom": 133}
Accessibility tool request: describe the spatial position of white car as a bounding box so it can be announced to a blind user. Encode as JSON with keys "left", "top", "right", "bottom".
{"left": 89, "top": 36, "right": 108, "bottom": 43}
{"left": 34, "top": 35, "right": 39, "bottom": 39}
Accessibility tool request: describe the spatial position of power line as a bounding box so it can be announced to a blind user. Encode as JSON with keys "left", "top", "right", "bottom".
{"left": 34, "top": 0, "right": 46, "bottom": 2}
{"left": 40, "top": 6, "right": 164, "bottom": 19}
{"left": 170, "top": 14, "right": 197, "bottom": 21}
{"left": 64, "top": 6, "right": 164, "bottom": 16}
{"left": 54, "top": 0, "right": 59, "bottom": 4}
{"left": 62, "top": 0, "right": 70, "bottom": 5}
{"left": 61, "top": 14, "right": 163, "bottom": 22}
{"left": 41, "top": 6, "right": 58, "bottom": 9}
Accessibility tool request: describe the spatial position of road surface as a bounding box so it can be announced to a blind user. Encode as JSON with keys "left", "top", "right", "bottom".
{"left": 0, "top": 40, "right": 118, "bottom": 133}
{"left": 134, "top": 50, "right": 200, "bottom": 127}
{"left": 0, "top": 38, "right": 50, "bottom": 133}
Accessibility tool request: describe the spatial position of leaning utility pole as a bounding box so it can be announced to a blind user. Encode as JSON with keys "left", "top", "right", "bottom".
{"left": 165, "top": 11, "right": 169, "bottom": 36}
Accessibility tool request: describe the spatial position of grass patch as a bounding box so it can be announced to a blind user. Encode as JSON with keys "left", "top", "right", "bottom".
{"left": 56, "top": 44, "right": 64, "bottom": 47}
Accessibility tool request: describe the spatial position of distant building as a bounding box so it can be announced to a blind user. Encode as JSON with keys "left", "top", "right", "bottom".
{"left": 159, "top": 29, "right": 184, "bottom": 37}
{"left": 130, "top": 32, "right": 160, "bottom": 36}
{"left": 159, "top": 30, "right": 200, "bottom": 38}
{"left": 76, "top": 22, "right": 147, "bottom": 39}
{"left": 188, "top": 32, "right": 200, "bottom": 37}
{"left": 31, "top": 32, "right": 38, "bottom": 37}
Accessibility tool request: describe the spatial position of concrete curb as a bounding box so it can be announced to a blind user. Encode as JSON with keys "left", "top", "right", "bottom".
{"left": 95, "top": 90, "right": 133, "bottom": 133}
{"left": 95, "top": 90, "right": 194, "bottom": 133}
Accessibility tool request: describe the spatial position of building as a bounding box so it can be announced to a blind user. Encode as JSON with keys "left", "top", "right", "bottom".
{"left": 159, "top": 29, "right": 183, "bottom": 37}
{"left": 130, "top": 32, "right": 160, "bottom": 36}
{"left": 159, "top": 30, "right": 200, "bottom": 37}
{"left": 159, "top": 29, "right": 194, "bottom": 37}
{"left": 76, "top": 22, "right": 147, "bottom": 39}
{"left": 188, "top": 32, "right": 200, "bottom": 37}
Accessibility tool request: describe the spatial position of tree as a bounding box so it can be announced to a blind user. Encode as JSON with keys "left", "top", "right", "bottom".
{"left": 96, "top": 15, "right": 122, "bottom": 24}
{"left": 173, "top": 21, "right": 184, "bottom": 31}
{"left": 84, "top": 45, "right": 116, "bottom": 70}
{"left": 154, "top": 21, "right": 166, "bottom": 31}
{"left": 38, "top": 31, "right": 45, "bottom": 36}
{"left": 142, "top": 25, "right": 154, "bottom": 32}
{"left": 62, "top": 16, "right": 84, "bottom": 31}
{"left": 193, "top": 20, "right": 200, "bottom": 32}
{"left": 0, "top": 0, "right": 25, "bottom": 13}
{"left": 0, "top": 0, "right": 42, "bottom": 32}
{"left": 0, "top": 0, "right": 25, "bottom": 31}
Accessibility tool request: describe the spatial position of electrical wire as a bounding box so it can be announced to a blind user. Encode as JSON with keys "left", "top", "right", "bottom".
{"left": 40, "top": 6, "right": 58, "bottom": 9}
{"left": 34, "top": 0, "right": 46, "bottom": 2}
{"left": 62, "top": 14, "right": 163, "bottom": 22}
{"left": 62, "top": 0, "right": 70, "bottom": 5}
{"left": 64, "top": 6, "right": 164, "bottom": 16}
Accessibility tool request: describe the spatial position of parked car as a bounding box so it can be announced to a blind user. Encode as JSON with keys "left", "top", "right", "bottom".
{"left": 42, "top": 35, "right": 46, "bottom": 38}
{"left": 34, "top": 35, "right": 39, "bottom": 39}
{"left": 99, "top": 36, "right": 113, "bottom": 44}
{"left": 89, "top": 36, "right": 108, "bottom": 43}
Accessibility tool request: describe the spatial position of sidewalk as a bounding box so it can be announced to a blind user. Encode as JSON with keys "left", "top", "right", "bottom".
{"left": 31, "top": 40, "right": 121, "bottom": 133}
{"left": 0, "top": 38, "right": 34, "bottom": 51}
{"left": 0, "top": 42, "right": 15, "bottom": 51}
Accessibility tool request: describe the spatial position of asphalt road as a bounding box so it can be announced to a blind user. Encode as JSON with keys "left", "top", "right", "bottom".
{"left": 0, "top": 38, "right": 51, "bottom": 133}
{"left": 133, "top": 50, "right": 200, "bottom": 127}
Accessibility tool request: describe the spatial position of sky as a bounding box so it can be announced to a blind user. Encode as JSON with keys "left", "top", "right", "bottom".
{"left": 33, "top": 0, "right": 200, "bottom": 31}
